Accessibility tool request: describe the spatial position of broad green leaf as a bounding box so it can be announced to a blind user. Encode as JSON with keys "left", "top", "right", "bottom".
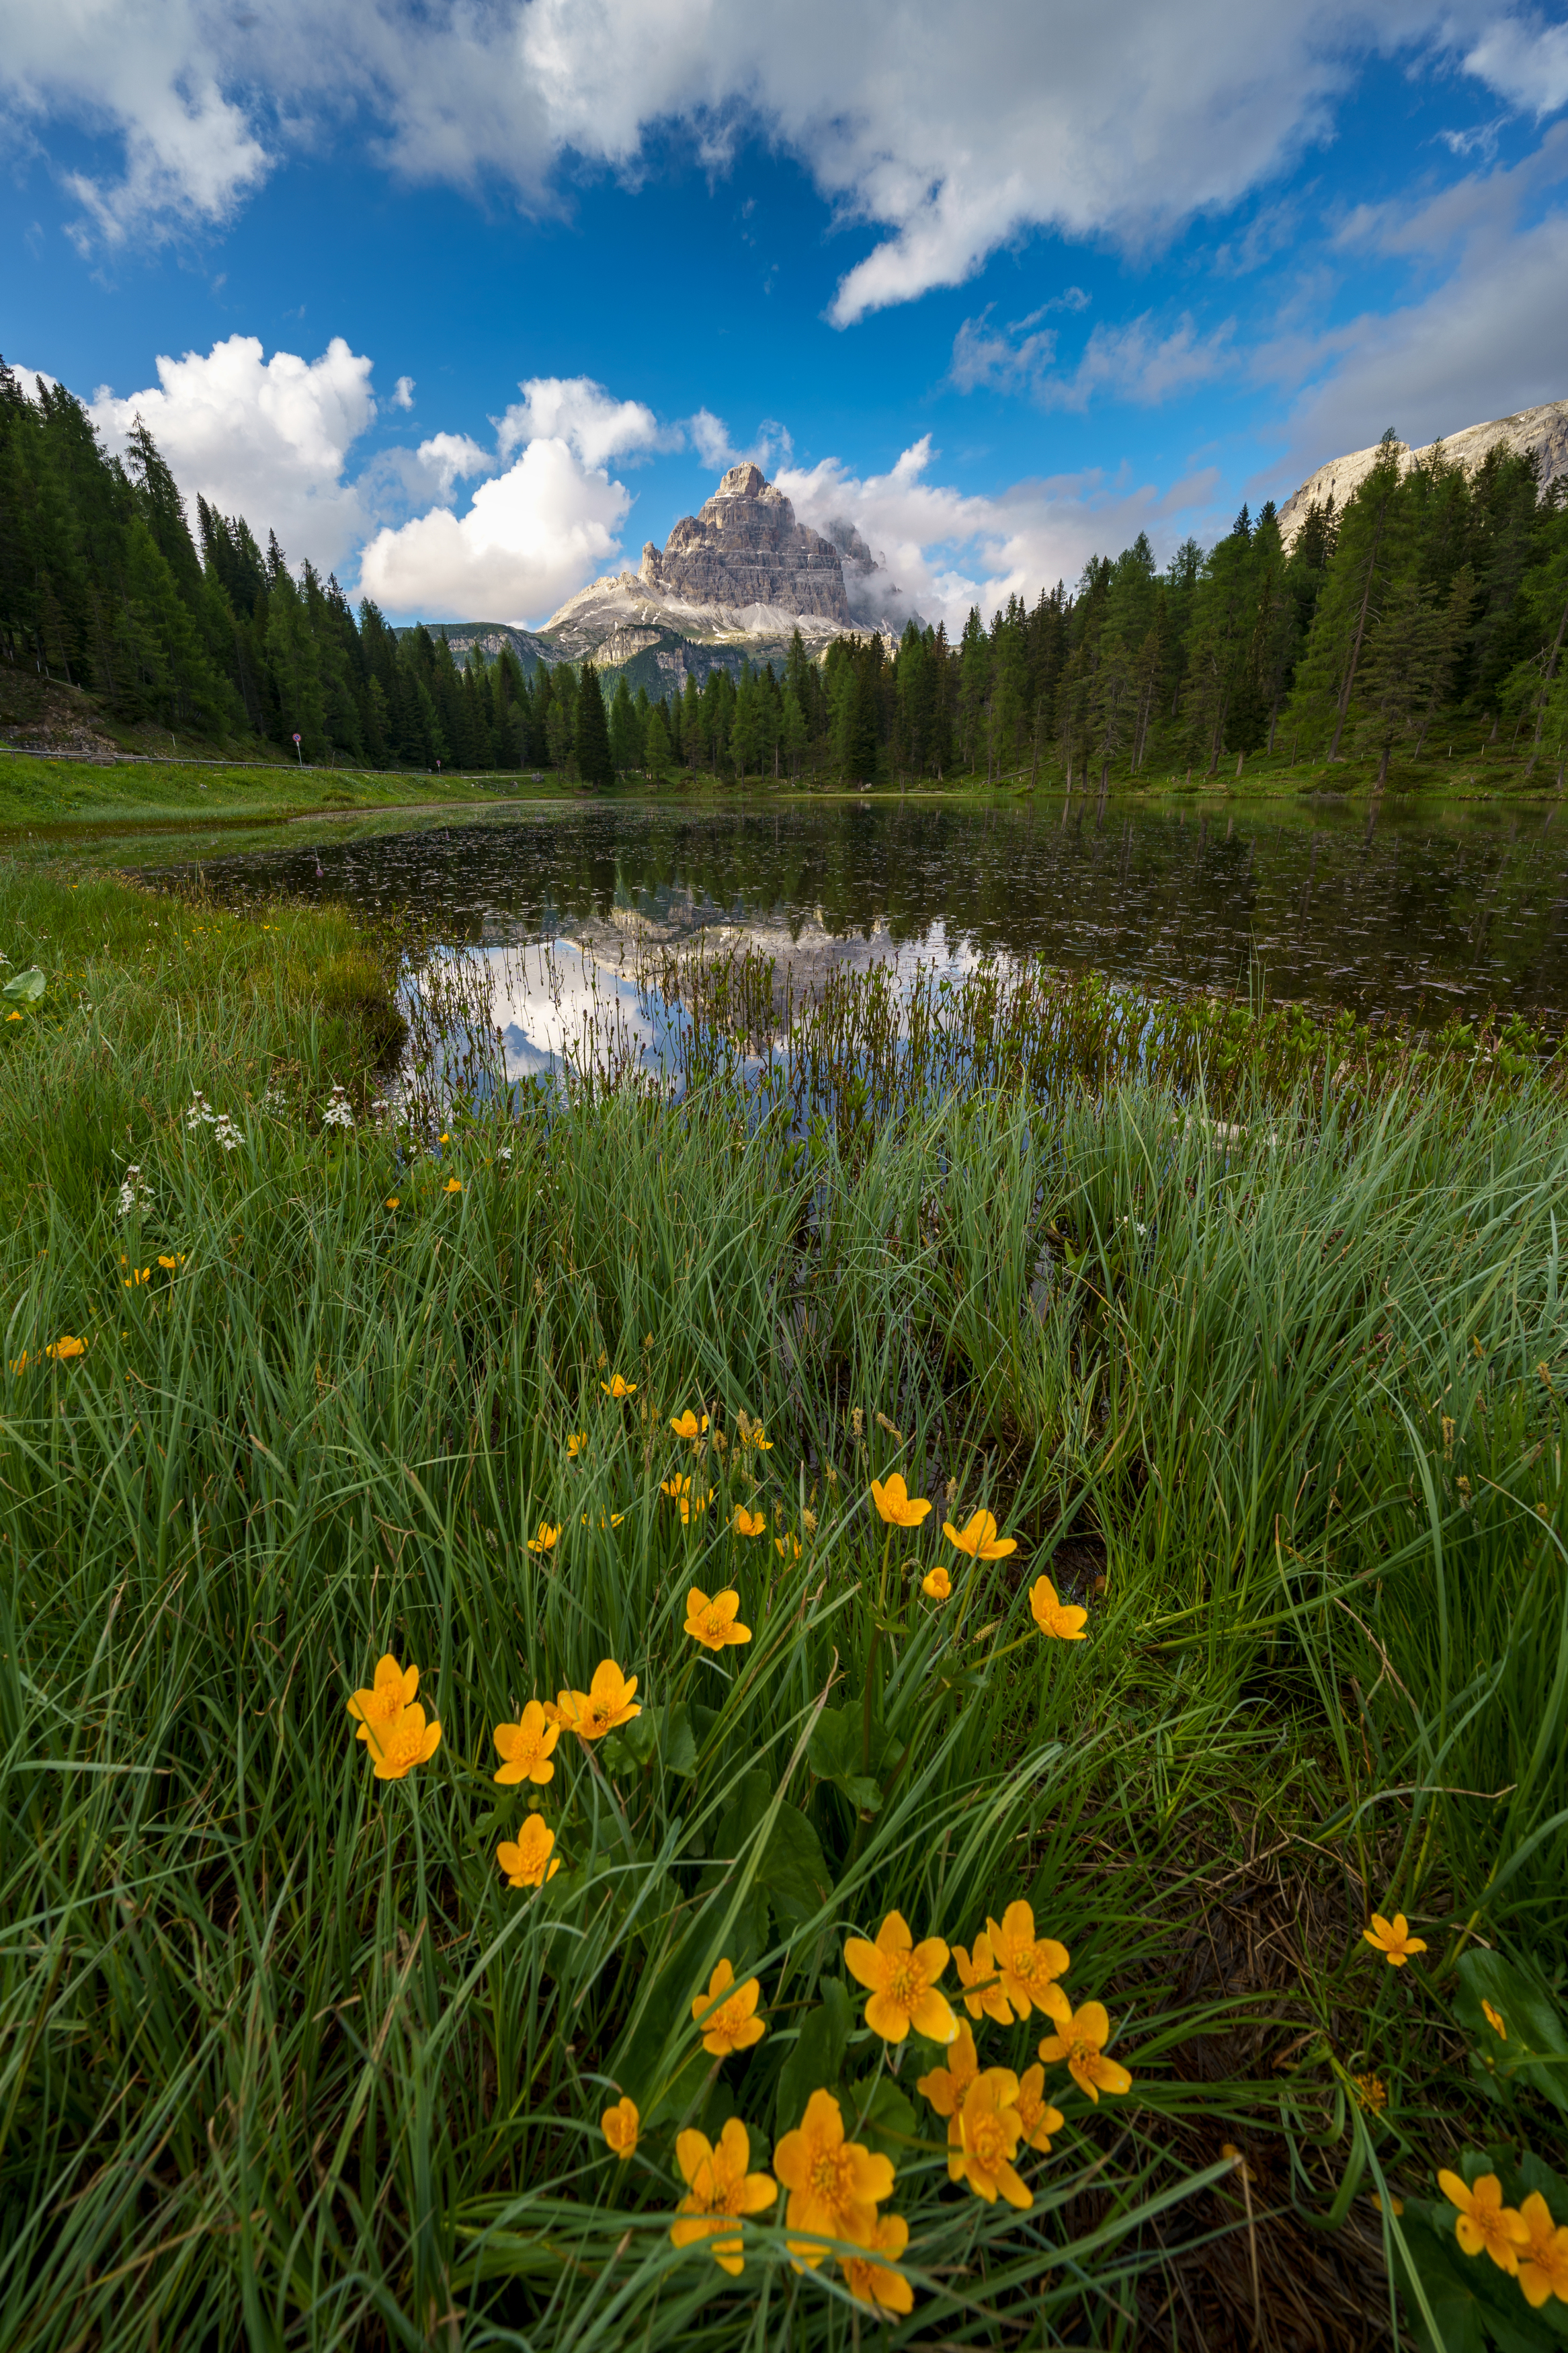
{"left": 775, "top": 1978, "right": 852, "bottom": 2134}
{"left": 1456, "top": 1952, "right": 1568, "bottom": 2118}
{"left": 1, "top": 965, "right": 44, "bottom": 1005}
{"left": 608, "top": 1701, "right": 697, "bottom": 1778}
{"left": 717, "top": 1769, "right": 833, "bottom": 1926}
{"left": 845, "top": 2072, "right": 917, "bottom": 2160}
{"left": 807, "top": 1705, "right": 900, "bottom": 1814}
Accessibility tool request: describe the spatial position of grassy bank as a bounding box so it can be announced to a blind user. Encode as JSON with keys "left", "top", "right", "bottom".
{"left": 1, "top": 868, "right": 1566, "bottom": 2350}
{"left": 0, "top": 748, "right": 554, "bottom": 831}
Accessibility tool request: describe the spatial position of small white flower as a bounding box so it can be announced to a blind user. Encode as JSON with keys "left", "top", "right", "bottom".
{"left": 185, "top": 1090, "right": 216, "bottom": 1129}
{"left": 212, "top": 1115, "right": 243, "bottom": 1152}
{"left": 496, "top": 1145, "right": 513, "bottom": 1163}
{"left": 116, "top": 1164, "right": 153, "bottom": 1217}
{"left": 323, "top": 1084, "right": 355, "bottom": 1130}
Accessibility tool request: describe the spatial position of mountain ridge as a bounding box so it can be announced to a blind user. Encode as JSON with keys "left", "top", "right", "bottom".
{"left": 1279, "top": 399, "right": 1568, "bottom": 543}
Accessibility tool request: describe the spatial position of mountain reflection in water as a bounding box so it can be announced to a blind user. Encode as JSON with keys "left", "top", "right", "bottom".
{"left": 145, "top": 791, "right": 1568, "bottom": 1035}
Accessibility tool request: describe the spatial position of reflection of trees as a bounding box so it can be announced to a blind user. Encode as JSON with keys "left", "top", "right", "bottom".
{"left": 176, "top": 799, "right": 1568, "bottom": 1027}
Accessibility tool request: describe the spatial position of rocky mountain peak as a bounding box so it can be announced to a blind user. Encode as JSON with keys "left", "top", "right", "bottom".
{"left": 638, "top": 463, "right": 852, "bottom": 623}
{"left": 714, "top": 461, "right": 772, "bottom": 501}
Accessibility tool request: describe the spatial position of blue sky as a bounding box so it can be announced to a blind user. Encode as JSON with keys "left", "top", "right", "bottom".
{"left": 4, "top": 1, "right": 1567, "bottom": 628}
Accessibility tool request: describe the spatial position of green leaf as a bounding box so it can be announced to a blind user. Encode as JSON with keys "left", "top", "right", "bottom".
{"left": 1456, "top": 1951, "right": 1568, "bottom": 2118}
{"left": 604, "top": 1702, "right": 697, "bottom": 1778}
{"left": 716, "top": 1770, "right": 833, "bottom": 1927}
{"left": 807, "top": 1706, "right": 899, "bottom": 1814}
{"left": 845, "top": 2073, "right": 918, "bottom": 2160}
{"left": 1397, "top": 2188, "right": 1568, "bottom": 2353}
{"left": 1, "top": 966, "right": 44, "bottom": 1005}
{"left": 775, "top": 1979, "right": 852, "bottom": 2134}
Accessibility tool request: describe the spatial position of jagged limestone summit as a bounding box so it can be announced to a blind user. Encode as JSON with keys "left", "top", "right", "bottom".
{"left": 410, "top": 463, "right": 919, "bottom": 694}
{"left": 1278, "top": 399, "right": 1568, "bottom": 545}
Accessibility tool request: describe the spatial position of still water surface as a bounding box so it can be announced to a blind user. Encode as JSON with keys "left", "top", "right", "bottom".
{"left": 142, "top": 791, "right": 1568, "bottom": 1056}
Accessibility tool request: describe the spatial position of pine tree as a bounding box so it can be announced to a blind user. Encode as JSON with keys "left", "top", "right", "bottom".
{"left": 1285, "top": 432, "right": 1408, "bottom": 762}
{"left": 573, "top": 661, "right": 615, "bottom": 787}
{"left": 643, "top": 702, "right": 673, "bottom": 783}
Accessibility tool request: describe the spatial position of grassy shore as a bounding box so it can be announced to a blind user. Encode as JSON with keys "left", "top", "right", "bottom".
{"left": 4, "top": 705, "right": 1564, "bottom": 838}
{"left": 1, "top": 867, "right": 1565, "bottom": 2350}
{"left": 0, "top": 748, "right": 554, "bottom": 831}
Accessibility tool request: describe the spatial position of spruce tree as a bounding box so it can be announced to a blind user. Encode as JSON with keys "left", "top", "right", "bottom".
{"left": 573, "top": 661, "right": 615, "bottom": 787}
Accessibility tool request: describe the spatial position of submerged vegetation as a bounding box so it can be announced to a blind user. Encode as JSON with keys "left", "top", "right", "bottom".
{"left": 1, "top": 865, "right": 1566, "bottom": 2348}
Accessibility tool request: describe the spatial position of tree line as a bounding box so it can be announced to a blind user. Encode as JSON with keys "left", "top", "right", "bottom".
{"left": 3, "top": 359, "right": 1565, "bottom": 786}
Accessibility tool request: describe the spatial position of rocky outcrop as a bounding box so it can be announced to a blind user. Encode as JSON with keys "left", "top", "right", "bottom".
{"left": 1278, "top": 399, "right": 1568, "bottom": 545}
{"left": 636, "top": 462, "right": 853, "bottom": 623}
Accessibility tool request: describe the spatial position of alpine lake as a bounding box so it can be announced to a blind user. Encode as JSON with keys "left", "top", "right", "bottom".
{"left": 110, "top": 781, "right": 1568, "bottom": 1079}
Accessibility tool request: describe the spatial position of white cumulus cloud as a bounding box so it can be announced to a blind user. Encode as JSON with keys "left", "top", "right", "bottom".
{"left": 497, "top": 376, "right": 667, "bottom": 467}
{"left": 9, "top": 0, "right": 1559, "bottom": 317}
{"left": 359, "top": 437, "right": 632, "bottom": 622}
{"left": 88, "top": 333, "right": 378, "bottom": 572}
{"left": 777, "top": 436, "right": 1223, "bottom": 631}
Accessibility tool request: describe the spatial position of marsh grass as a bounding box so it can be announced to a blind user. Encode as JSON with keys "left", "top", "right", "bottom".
{"left": 0, "top": 866, "right": 1565, "bottom": 2349}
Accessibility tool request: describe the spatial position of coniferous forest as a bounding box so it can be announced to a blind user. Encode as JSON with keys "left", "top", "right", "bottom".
{"left": 4, "top": 360, "right": 1566, "bottom": 789}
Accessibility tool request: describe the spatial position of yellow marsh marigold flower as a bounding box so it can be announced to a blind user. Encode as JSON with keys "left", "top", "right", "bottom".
{"left": 493, "top": 1700, "right": 559, "bottom": 1786}
{"left": 774, "top": 1533, "right": 802, "bottom": 1560}
{"left": 921, "top": 1564, "right": 952, "bottom": 1601}
{"left": 917, "top": 2020, "right": 979, "bottom": 2171}
{"left": 601, "top": 2096, "right": 639, "bottom": 2161}
{"left": 1016, "top": 2063, "right": 1064, "bottom": 2152}
{"left": 954, "top": 2068, "right": 1032, "bottom": 2208}
{"left": 1037, "top": 1995, "right": 1132, "bottom": 2103}
{"left": 943, "top": 1508, "right": 1017, "bottom": 1560}
{"left": 840, "top": 2211, "right": 913, "bottom": 2316}
{"left": 157, "top": 1254, "right": 185, "bottom": 1269}
{"left": 384, "top": 1197, "right": 399, "bottom": 1209}
{"left": 1363, "top": 1912, "right": 1426, "bottom": 1966}
{"left": 365, "top": 1702, "right": 442, "bottom": 1781}
{"left": 444, "top": 1176, "right": 462, "bottom": 1194}
{"left": 347, "top": 1654, "right": 419, "bottom": 1748}
{"left": 44, "top": 1334, "right": 87, "bottom": 1362}
{"left": 685, "top": 1587, "right": 752, "bottom": 1650}
{"left": 734, "top": 1505, "right": 767, "bottom": 1537}
{"left": 8, "top": 1353, "right": 30, "bottom": 1374}
{"left": 870, "top": 1471, "right": 932, "bottom": 1528}
{"left": 844, "top": 1911, "right": 957, "bottom": 2045}
{"left": 736, "top": 1412, "right": 773, "bottom": 1451}
{"left": 600, "top": 1373, "right": 636, "bottom": 1398}
{"left": 773, "top": 2088, "right": 894, "bottom": 2268}
{"left": 985, "top": 1902, "right": 1069, "bottom": 2020}
{"left": 563, "top": 1659, "right": 640, "bottom": 1739}
{"left": 123, "top": 1267, "right": 150, "bottom": 1288}
{"left": 565, "top": 1431, "right": 588, "bottom": 1458}
{"left": 669, "top": 1408, "right": 710, "bottom": 1442}
{"left": 1030, "top": 1575, "right": 1087, "bottom": 1640}
{"left": 692, "top": 1958, "right": 766, "bottom": 2057}
{"left": 1517, "top": 2192, "right": 1568, "bottom": 2309}
{"left": 527, "top": 1521, "right": 560, "bottom": 1554}
{"left": 1482, "top": 1999, "right": 1508, "bottom": 2039}
{"left": 679, "top": 1486, "right": 712, "bottom": 1526}
{"left": 670, "top": 2118, "right": 776, "bottom": 2276}
{"left": 497, "top": 1814, "right": 560, "bottom": 1887}
{"left": 1439, "top": 2171, "right": 1529, "bottom": 2273}
{"left": 661, "top": 1472, "right": 690, "bottom": 1503}
{"left": 953, "top": 1933, "right": 1012, "bottom": 2025}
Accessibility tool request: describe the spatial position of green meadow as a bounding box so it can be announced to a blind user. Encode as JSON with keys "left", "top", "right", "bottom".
{"left": 0, "top": 864, "right": 1565, "bottom": 2350}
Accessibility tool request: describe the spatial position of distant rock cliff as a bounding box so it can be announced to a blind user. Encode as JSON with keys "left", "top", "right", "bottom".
{"left": 637, "top": 462, "right": 852, "bottom": 623}
{"left": 1278, "top": 400, "right": 1568, "bottom": 544}
{"left": 538, "top": 463, "right": 919, "bottom": 682}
